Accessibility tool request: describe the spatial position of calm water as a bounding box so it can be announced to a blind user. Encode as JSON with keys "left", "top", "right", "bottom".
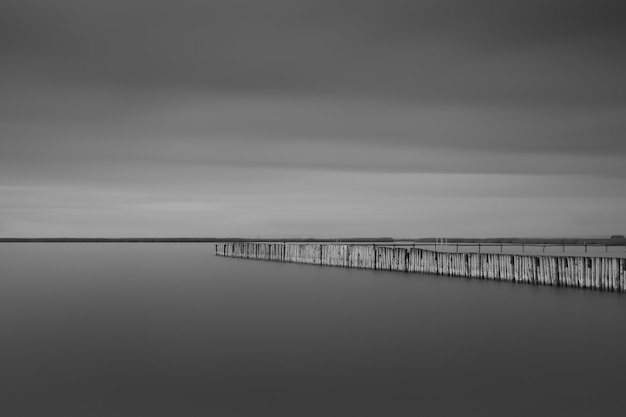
{"left": 1, "top": 243, "right": 625, "bottom": 417}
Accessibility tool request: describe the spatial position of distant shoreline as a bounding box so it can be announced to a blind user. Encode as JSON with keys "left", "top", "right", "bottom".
{"left": 1, "top": 236, "right": 624, "bottom": 245}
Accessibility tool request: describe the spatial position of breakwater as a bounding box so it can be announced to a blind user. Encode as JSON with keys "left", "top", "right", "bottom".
{"left": 216, "top": 242, "right": 626, "bottom": 292}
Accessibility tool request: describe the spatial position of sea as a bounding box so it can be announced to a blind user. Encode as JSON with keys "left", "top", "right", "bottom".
{"left": 1, "top": 243, "right": 625, "bottom": 417}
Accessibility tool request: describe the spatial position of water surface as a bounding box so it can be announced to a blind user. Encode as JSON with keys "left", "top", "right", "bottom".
{"left": 1, "top": 243, "right": 624, "bottom": 416}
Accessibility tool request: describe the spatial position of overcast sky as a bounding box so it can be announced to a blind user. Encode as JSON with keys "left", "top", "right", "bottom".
{"left": 1, "top": 0, "right": 625, "bottom": 238}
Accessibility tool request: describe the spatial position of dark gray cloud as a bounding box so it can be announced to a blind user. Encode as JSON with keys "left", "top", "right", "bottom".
{"left": 1, "top": 90, "right": 625, "bottom": 180}
{"left": 2, "top": 0, "right": 625, "bottom": 166}
{"left": 2, "top": 0, "right": 624, "bottom": 104}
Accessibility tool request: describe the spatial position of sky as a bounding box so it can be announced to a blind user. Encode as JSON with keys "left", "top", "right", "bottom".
{"left": 1, "top": 0, "right": 625, "bottom": 238}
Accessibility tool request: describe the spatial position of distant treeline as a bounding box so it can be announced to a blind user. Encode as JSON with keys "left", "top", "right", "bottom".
{"left": 0, "top": 238, "right": 219, "bottom": 242}
{"left": 0, "top": 237, "right": 395, "bottom": 243}
{"left": 1, "top": 236, "right": 624, "bottom": 245}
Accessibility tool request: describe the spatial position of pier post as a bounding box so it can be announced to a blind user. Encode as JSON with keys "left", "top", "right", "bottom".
{"left": 373, "top": 244, "right": 377, "bottom": 270}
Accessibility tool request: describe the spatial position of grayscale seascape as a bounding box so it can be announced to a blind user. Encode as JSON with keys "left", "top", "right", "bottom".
{"left": 2, "top": 243, "right": 625, "bottom": 416}
{"left": 2, "top": 1, "right": 625, "bottom": 415}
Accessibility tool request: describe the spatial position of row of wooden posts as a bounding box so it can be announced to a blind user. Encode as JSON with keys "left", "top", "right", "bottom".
{"left": 216, "top": 243, "right": 626, "bottom": 292}
{"left": 430, "top": 242, "right": 624, "bottom": 253}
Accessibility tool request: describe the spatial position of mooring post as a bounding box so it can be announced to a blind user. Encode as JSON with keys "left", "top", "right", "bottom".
{"left": 478, "top": 243, "right": 481, "bottom": 253}
{"left": 373, "top": 243, "right": 377, "bottom": 269}
{"left": 320, "top": 245, "right": 322, "bottom": 265}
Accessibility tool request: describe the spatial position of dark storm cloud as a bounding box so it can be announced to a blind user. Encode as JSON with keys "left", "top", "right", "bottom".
{"left": 2, "top": 0, "right": 624, "bottom": 103}
{"left": 1, "top": 90, "right": 624, "bottom": 179}
{"left": 1, "top": 0, "right": 625, "bottom": 178}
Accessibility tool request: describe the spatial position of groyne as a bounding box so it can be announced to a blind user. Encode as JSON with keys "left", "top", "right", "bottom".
{"left": 216, "top": 242, "right": 626, "bottom": 292}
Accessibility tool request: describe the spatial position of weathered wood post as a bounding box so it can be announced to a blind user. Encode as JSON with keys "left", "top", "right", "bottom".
{"left": 373, "top": 244, "right": 377, "bottom": 269}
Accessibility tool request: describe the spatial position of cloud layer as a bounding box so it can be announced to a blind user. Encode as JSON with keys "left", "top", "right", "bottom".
{"left": 1, "top": 1, "right": 625, "bottom": 237}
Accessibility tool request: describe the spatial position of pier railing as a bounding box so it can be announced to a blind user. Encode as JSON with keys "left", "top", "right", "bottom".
{"left": 216, "top": 242, "right": 626, "bottom": 292}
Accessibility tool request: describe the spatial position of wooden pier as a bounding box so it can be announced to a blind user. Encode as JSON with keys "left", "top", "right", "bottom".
{"left": 216, "top": 242, "right": 626, "bottom": 292}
